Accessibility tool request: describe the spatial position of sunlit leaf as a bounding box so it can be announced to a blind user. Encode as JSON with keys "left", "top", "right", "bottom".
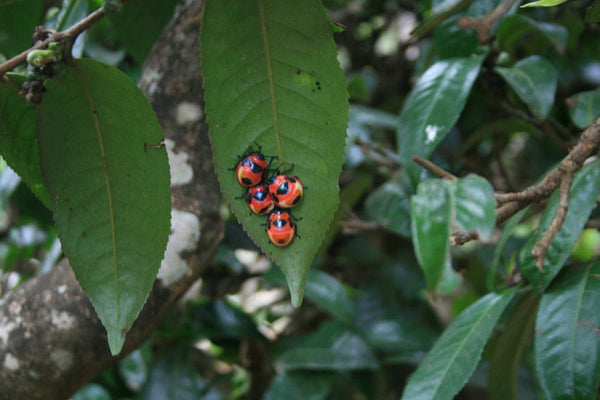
{"left": 521, "top": 0, "right": 569, "bottom": 7}
{"left": 37, "top": 58, "right": 171, "bottom": 354}
{"left": 200, "top": 0, "right": 349, "bottom": 306}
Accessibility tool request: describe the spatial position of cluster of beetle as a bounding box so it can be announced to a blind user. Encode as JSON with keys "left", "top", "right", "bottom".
{"left": 233, "top": 145, "right": 304, "bottom": 247}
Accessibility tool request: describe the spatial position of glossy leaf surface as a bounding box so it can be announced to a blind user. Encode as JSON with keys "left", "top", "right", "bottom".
{"left": 200, "top": 0, "right": 349, "bottom": 306}
{"left": 37, "top": 58, "right": 171, "bottom": 354}
{"left": 520, "top": 160, "right": 600, "bottom": 292}
{"left": 411, "top": 179, "right": 452, "bottom": 291}
{"left": 494, "top": 56, "right": 557, "bottom": 120}
{"left": 401, "top": 289, "right": 517, "bottom": 400}
{"left": 535, "top": 263, "right": 600, "bottom": 400}
{"left": 452, "top": 174, "right": 496, "bottom": 240}
{"left": 397, "top": 56, "right": 484, "bottom": 185}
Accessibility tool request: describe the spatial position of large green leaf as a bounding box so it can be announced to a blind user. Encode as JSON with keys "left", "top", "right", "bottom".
{"left": 496, "top": 14, "right": 568, "bottom": 50}
{"left": 411, "top": 179, "right": 453, "bottom": 291}
{"left": 494, "top": 56, "right": 557, "bottom": 120}
{"left": 0, "top": 76, "right": 50, "bottom": 207}
{"left": 519, "top": 160, "right": 600, "bottom": 292}
{"left": 0, "top": 0, "right": 44, "bottom": 58}
{"left": 200, "top": 0, "right": 349, "bottom": 306}
{"left": 397, "top": 56, "right": 484, "bottom": 185}
{"left": 535, "top": 263, "right": 600, "bottom": 400}
{"left": 487, "top": 291, "right": 538, "bottom": 400}
{"left": 37, "top": 58, "right": 171, "bottom": 354}
{"left": 401, "top": 288, "right": 517, "bottom": 400}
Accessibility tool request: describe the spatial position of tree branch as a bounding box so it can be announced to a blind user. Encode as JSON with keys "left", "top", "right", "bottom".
{"left": 0, "top": 1, "right": 219, "bottom": 399}
{"left": 0, "top": 0, "right": 131, "bottom": 77}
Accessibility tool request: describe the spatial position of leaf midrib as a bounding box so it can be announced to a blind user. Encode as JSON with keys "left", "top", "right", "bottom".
{"left": 258, "top": 0, "right": 283, "bottom": 163}
{"left": 75, "top": 65, "right": 120, "bottom": 325}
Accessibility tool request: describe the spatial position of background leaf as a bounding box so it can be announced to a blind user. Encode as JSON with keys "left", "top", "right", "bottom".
{"left": 535, "top": 263, "right": 600, "bottom": 400}
{"left": 494, "top": 56, "right": 557, "bottom": 120}
{"left": 519, "top": 160, "right": 600, "bottom": 292}
{"left": 410, "top": 179, "right": 452, "bottom": 291}
{"left": 109, "top": 0, "right": 178, "bottom": 64}
{"left": 0, "top": 0, "right": 44, "bottom": 58}
{"left": 200, "top": 0, "right": 349, "bottom": 306}
{"left": 365, "top": 171, "right": 413, "bottom": 237}
{"left": 263, "top": 371, "right": 334, "bottom": 400}
{"left": 568, "top": 87, "right": 600, "bottom": 129}
{"left": 0, "top": 76, "right": 50, "bottom": 207}
{"left": 37, "top": 58, "right": 171, "bottom": 354}
{"left": 401, "top": 289, "right": 517, "bottom": 400}
{"left": 487, "top": 291, "right": 538, "bottom": 400}
{"left": 397, "top": 56, "right": 484, "bottom": 185}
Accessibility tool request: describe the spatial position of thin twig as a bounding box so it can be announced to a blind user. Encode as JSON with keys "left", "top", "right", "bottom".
{"left": 0, "top": 1, "right": 130, "bottom": 76}
{"left": 457, "top": 0, "right": 519, "bottom": 43}
{"left": 531, "top": 171, "right": 573, "bottom": 269}
{"left": 449, "top": 117, "right": 600, "bottom": 248}
{"left": 411, "top": 155, "right": 457, "bottom": 180}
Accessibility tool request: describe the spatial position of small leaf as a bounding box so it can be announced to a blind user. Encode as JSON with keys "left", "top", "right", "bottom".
{"left": 451, "top": 174, "right": 496, "bottom": 240}
{"left": 0, "top": 76, "right": 50, "bottom": 207}
{"left": 411, "top": 179, "right": 452, "bottom": 291}
{"left": 200, "top": 0, "right": 349, "bottom": 306}
{"left": 521, "top": 0, "right": 569, "bottom": 7}
{"left": 494, "top": 56, "right": 557, "bottom": 120}
{"left": 397, "top": 56, "right": 484, "bottom": 185}
{"left": 37, "top": 59, "right": 171, "bottom": 354}
{"left": 519, "top": 160, "right": 600, "bottom": 292}
{"left": 487, "top": 291, "right": 538, "bottom": 400}
{"left": 401, "top": 288, "right": 517, "bottom": 400}
{"left": 366, "top": 172, "right": 413, "bottom": 237}
{"left": 535, "top": 263, "right": 600, "bottom": 400}
{"left": 568, "top": 87, "right": 600, "bottom": 129}
{"left": 276, "top": 321, "right": 379, "bottom": 370}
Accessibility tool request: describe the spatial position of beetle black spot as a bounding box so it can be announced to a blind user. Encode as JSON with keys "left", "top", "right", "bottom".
{"left": 286, "top": 176, "right": 297, "bottom": 183}
{"left": 241, "top": 177, "right": 252, "bottom": 185}
{"left": 292, "top": 195, "right": 301, "bottom": 205}
{"left": 277, "top": 182, "right": 289, "bottom": 195}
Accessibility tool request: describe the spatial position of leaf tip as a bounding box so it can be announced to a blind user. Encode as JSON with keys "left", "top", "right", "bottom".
{"left": 108, "top": 331, "right": 126, "bottom": 356}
